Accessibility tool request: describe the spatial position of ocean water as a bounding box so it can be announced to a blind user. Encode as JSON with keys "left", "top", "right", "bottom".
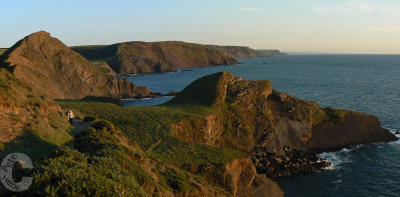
{"left": 123, "top": 55, "right": 400, "bottom": 196}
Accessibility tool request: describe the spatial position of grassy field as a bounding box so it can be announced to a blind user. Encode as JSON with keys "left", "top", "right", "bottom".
{"left": 0, "top": 48, "right": 7, "bottom": 55}
{"left": 57, "top": 100, "right": 243, "bottom": 164}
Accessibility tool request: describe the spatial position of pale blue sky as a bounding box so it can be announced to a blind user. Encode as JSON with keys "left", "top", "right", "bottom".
{"left": 2, "top": 0, "right": 400, "bottom": 53}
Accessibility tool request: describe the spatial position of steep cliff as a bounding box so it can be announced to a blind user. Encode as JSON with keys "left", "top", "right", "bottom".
{"left": 72, "top": 41, "right": 238, "bottom": 74}
{"left": 181, "top": 157, "right": 283, "bottom": 197}
{"left": 255, "top": 49, "right": 285, "bottom": 57}
{"left": 206, "top": 45, "right": 284, "bottom": 58}
{"left": 167, "top": 72, "right": 397, "bottom": 177}
{"left": 0, "top": 31, "right": 151, "bottom": 99}
{"left": 206, "top": 45, "right": 257, "bottom": 58}
{"left": 168, "top": 72, "right": 396, "bottom": 153}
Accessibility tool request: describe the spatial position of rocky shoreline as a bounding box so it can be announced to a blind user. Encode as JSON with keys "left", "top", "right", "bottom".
{"left": 252, "top": 147, "right": 331, "bottom": 178}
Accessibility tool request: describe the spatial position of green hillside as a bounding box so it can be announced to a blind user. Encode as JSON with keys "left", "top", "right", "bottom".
{"left": 0, "top": 48, "right": 7, "bottom": 55}
{"left": 57, "top": 100, "right": 243, "bottom": 164}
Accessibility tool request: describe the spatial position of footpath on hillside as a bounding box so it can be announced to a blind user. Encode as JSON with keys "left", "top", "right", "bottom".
{"left": 71, "top": 119, "right": 91, "bottom": 135}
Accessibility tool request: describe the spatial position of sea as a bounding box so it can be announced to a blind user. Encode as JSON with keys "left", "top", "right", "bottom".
{"left": 122, "top": 54, "right": 400, "bottom": 197}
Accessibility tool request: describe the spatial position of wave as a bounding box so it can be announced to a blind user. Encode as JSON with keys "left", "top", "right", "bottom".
{"left": 121, "top": 97, "right": 153, "bottom": 102}
{"left": 388, "top": 129, "right": 400, "bottom": 139}
{"left": 318, "top": 145, "right": 363, "bottom": 170}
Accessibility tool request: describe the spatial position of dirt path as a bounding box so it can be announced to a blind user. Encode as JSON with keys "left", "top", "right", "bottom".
{"left": 71, "top": 119, "right": 91, "bottom": 135}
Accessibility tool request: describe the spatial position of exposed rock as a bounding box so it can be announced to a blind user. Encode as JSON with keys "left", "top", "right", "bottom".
{"left": 0, "top": 31, "right": 151, "bottom": 99}
{"left": 169, "top": 72, "right": 397, "bottom": 154}
{"left": 72, "top": 41, "right": 238, "bottom": 75}
{"left": 252, "top": 146, "right": 331, "bottom": 178}
{"left": 181, "top": 157, "right": 284, "bottom": 197}
{"left": 167, "top": 72, "right": 397, "bottom": 179}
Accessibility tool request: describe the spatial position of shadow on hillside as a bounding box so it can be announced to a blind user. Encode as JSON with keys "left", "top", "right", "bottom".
{"left": 55, "top": 96, "right": 121, "bottom": 105}
{"left": 0, "top": 131, "right": 62, "bottom": 194}
{"left": 0, "top": 131, "right": 60, "bottom": 162}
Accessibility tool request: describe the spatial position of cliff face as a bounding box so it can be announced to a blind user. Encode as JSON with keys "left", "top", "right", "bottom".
{"left": 206, "top": 45, "right": 284, "bottom": 58}
{"left": 167, "top": 72, "right": 397, "bottom": 179}
{"left": 72, "top": 41, "right": 238, "bottom": 74}
{"left": 168, "top": 71, "right": 397, "bottom": 154}
{"left": 181, "top": 157, "right": 283, "bottom": 197}
{"left": 206, "top": 45, "right": 257, "bottom": 58}
{"left": 255, "top": 49, "right": 285, "bottom": 57}
{"left": 0, "top": 31, "right": 151, "bottom": 99}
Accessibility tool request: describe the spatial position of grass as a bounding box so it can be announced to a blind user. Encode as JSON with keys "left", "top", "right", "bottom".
{"left": 0, "top": 68, "right": 73, "bottom": 161}
{"left": 57, "top": 100, "right": 244, "bottom": 164}
{"left": 24, "top": 119, "right": 229, "bottom": 196}
{"left": 0, "top": 48, "right": 7, "bottom": 56}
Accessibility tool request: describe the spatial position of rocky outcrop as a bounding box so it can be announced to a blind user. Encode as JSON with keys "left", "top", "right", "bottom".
{"left": 0, "top": 31, "right": 151, "bottom": 99}
{"left": 252, "top": 146, "right": 330, "bottom": 178}
{"left": 167, "top": 72, "right": 398, "bottom": 178}
{"left": 181, "top": 157, "right": 283, "bottom": 197}
{"left": 72, "top": 41, "right": 238, "bottom": 75}
{"left": 206, "top": 45, "right": 284, "bottom": 58}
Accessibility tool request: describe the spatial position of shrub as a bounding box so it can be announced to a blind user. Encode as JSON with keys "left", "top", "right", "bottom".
{"left": 92, "top": 120, "right": 113, "bottom": 131}
{"left": 83, "top": 116, "right": 96, "bottom": 122}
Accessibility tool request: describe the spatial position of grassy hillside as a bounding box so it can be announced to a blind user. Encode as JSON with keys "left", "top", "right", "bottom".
{"left": 0, "top": 68, "right": 72, "bottom": 161}
{"left": 0, "top": 48, "right": 7, "bottom": 55}
{"left": 23, "top": 119, "right": 229, "bottom": 196}
{"left": 57, "top": 100, "right": 243, "bottom": 164}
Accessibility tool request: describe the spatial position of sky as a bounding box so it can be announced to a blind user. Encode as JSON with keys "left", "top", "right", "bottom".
{"left": 1, "top": 0, "right": 400, "bottom": 54}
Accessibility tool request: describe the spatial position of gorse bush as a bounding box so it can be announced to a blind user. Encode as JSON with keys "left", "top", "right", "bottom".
{"left": 24, "top": 124, "right": 148, "bottom": 196}
{"left": 22, "top": 120, "right": 221, "bottom": 196}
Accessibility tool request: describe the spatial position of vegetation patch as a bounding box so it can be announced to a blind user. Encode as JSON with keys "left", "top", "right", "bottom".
{"left": 0, "top": 48, "right": 7, "bottom": 56}
{"left": 23, "top": 120, "right": 227, "bottom": 196}
{"left": 57, "top": 100, "right": 243, "bottom": 164}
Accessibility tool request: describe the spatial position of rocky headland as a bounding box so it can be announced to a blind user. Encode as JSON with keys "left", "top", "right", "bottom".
{"left": 206, "top": 45, "right": 285, "bottom": 58}
{"left": 0, "top": 31, "right": 152, "bottom": 99}
{"left": 72, "top": 41, "right": 238, "bottom": 75}
{"left": 167, "top": 72, "right": 397, "bottom": 178}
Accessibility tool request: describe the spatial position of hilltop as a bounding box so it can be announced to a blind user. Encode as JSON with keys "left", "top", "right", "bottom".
{"left": 72, "top": 41, "right": 238, "bottom": 74}
{"left": 0, "top": 31, "right": 151, "bottom": 99}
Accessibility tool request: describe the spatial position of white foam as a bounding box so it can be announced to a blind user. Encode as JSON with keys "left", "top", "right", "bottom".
{"left": 318, "top": 146, "right": 361, "bottom": 170}
{"left": 121, "top": 97, "right": 153, "bottom": 102}
{"left": 388, "top": 129, "right": 400, "bottom": 139}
